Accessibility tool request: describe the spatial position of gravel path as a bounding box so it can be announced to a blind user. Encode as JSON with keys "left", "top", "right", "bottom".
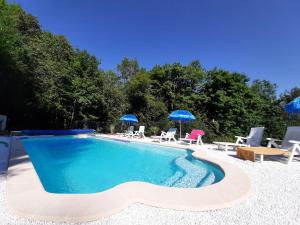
{"left": 1, "top": 150, "right": 300, "bottom": 225}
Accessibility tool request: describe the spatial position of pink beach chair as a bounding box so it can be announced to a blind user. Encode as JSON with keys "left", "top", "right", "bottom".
{"left": 180, "top": 129, "right": 205, "bottom": 145}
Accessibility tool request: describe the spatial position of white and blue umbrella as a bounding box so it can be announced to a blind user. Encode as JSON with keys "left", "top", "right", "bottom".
{"left": 120, "top": 114, "right": 138, "bottom": 123}
{"left": 168, "top": 110, "right": 196, "bottom": 138}
{"left": 285, "top": 97, "right": 300, "bottom": 114}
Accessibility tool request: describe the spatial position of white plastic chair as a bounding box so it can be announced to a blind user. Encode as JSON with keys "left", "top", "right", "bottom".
{"left": 124, "top": 126, "right": 134, "bottom": 138}
{"left": 214, "top": 127, "right": 265, "bottom": 152}
{"left": 133, "top": 126, "right": 145, "bottom": 138}
{"left": 160, "top": 128, "right": 177, "bottom": 142}
{"left": 267, "top": 126, "right": 300, "bottom": 164}
{"left": 235, "top": 127, "right": 265, "bottom": 146}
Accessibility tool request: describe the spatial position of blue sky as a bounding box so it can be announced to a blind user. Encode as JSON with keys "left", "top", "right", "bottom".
{"left": 11, "top": 0, "right": 300, "bottom": 94}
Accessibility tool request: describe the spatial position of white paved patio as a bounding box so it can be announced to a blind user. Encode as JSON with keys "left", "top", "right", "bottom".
{"left": 0, "top": 135, "right": 300, "bottom": 225}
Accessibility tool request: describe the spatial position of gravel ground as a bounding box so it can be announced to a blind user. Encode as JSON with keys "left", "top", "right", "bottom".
{"left": 0, "top": 149, "right": 300, "bottom": 225}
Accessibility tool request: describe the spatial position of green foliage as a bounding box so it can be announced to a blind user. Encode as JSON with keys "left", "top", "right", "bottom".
{"left": 0, "top": 0, "right": 299, "bottom": 141}
{"left": 279, "top": 87, "right": 300, "bottom": 128}
{"left": 251, "top": 80, "right": 286, "bottom": 139}
{"left": 117, "top": 57, "right": 139, "bottom": 82}
{"left": 150, "top": 61, "right": 205, "bottom": 111}
{"left": 147, "top": 126, "right": 161, "bottom": 136}
{"left": 0, "top": 0, "right": 126, "bottom": 131}
{"left": 199, "top": 69, "right": 261, "bottom": 137}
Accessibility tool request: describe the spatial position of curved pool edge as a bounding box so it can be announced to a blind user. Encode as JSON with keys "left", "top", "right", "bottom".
{"left": 5, "top": 137, "right": 251, "bottom": 223}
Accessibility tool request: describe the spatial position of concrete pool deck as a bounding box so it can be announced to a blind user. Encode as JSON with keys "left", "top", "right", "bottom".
{"left": 5, "top": 135, "right": 251, "bottom": 223}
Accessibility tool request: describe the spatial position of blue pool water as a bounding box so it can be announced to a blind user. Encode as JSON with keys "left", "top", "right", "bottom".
{"left": 21, "top": 136, "right": 224, "bottom": 194}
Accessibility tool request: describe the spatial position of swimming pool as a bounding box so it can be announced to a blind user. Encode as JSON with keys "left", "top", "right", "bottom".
{"left": 21, "top": 136, "right": 224, "bottom": 194}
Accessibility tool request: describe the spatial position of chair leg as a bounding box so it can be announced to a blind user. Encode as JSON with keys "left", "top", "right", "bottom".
{"left": 224, "top": 144, "right": 228, "bottom": 153}
{"left": 196, "top": 136, "right": 202, "bottom": 145}
{"left": 287, "top": 153, "right": 293, "bottom": 165}
{"left": 260, "top": 154, "right": 264, "bottom": 163}
{"left": 199, "top": 136, "right": 203, "bottom": 145}
{"left": 235, "top": 137, "right": 243, "bottom": 144}
{"left": 287, "top": 144, "right": 299, "bottom": 165}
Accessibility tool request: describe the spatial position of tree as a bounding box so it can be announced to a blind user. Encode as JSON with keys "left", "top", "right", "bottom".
{"left": 251, "top": 80, "right": 286, "bottom": 139}
{"left": 0, "top": 1, "right": 39, "bottom": 129}
{"left": 117, "top": 57, "right": 139, "bottom": 82}
{"left": 100, "top": 70, "right": 128, "bottom": 132}
{"left": 199, "top": 69, "right": 262, "bottom": 138}
{"left": 0, "top": 0, "right": 298, "bottom": 140}
{"left": 0, "top": 1, "right": 128, "bottom": 130}
{"left": 125, "top": 70, "right": 168, "bottom": 132}
{"left": 150, "top": 61, "right": 205, "bottom": 111}
{"left": 279, "top": 87, "right": 300, "bottom": 128}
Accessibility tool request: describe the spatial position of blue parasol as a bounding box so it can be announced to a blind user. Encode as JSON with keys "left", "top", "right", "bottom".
{"left": 168, "top": 110, "right": 196, "bottom": 138}
{"left": 285, "top": 97, "right": 300, "bottom": 114}
{"left": 120, "top": 114, "right": 138, "bottom": 123}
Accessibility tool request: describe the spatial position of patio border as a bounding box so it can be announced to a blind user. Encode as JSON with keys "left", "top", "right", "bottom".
{"left": 5, "top": 135, "right": 251, "bottom": 223}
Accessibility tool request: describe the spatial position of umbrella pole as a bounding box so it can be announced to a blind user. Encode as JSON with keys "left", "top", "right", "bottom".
{"left": 180, "top": 120, "right": 181, "bottom": 139}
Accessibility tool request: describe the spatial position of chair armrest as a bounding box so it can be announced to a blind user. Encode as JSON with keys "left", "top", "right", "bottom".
{"left": 235, "top": 136, "right": 248, "bottom": 140}
{"left": 266, "top": 138, "right": 282, "bottom": 142}
{"left": 235, "top": 136, "right": 248, "bottom": 144}
{"left": 266, "top": 137, "right": 282, "bottom": 148}
{"left": 185, "top": 133, "right": 190, "bottom": 138}
{"left": 160, "top": 131, "right": 166, "bottom": 137}
{"left": 289, "top": 140, "right": 300, "bottom": 145}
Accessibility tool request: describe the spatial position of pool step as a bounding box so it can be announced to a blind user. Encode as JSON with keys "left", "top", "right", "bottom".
{"left": 164, "top": 170, "right": 184, "bottom": 186}
{"left": 172, "top": 155, "right": 214, "bottom": 187}
{"left": 197, "top": 171, "right": 216, "bottom": 187}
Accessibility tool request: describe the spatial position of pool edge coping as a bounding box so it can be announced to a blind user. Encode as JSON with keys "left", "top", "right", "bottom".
{"left": 5, "top": 135, "right": 251, "bottom": 223}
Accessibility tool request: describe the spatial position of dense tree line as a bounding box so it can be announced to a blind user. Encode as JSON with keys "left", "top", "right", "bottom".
{"left": 0, "top": 0, "right": 299, "bottom": 141}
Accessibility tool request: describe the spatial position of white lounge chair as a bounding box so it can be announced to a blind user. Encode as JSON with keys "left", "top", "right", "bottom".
{"left": 133, "top": 126, "right": 145, "bottom": 138}
{"left": 266, "top": 126, "right": 300, "bottom": 164}
{"left": 124, "top": 126, "right": 134, "bottom": 138}
{"left": 214, "top": 127, "right": 265, "bottom": 153}
{"left": 160, "top": 128, "right": 177, "bottom": 142}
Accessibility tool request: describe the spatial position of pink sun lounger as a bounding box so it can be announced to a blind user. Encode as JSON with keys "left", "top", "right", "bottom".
{"left": 180, "top": 129, "right": 205, "bottom": 145}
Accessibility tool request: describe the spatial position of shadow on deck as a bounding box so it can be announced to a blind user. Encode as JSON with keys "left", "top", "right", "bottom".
{"left": 0, "top": 138, "right": 31, "bottom": 175}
